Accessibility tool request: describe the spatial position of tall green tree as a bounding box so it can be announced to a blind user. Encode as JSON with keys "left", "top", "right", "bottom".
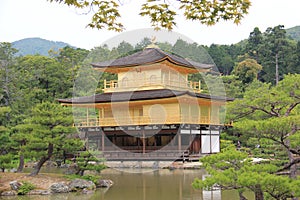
{"left": 22, "top": 102, "right": 81, "bottom": 176}
{"left": 172, "top": 39, "right": 212, "bottom": 64}
{"left": 228, "top": 74, "right": 300, "bottom": 180}
{"left": 208, "top": 44, "right": 235, "bottom": 75}
{"left": 56, "top": 46, "right": 90, "bottom": 85}
{"left": 11, "top": 124, "right": 34, "bottom": 172}
{"left": 116, "top": 41, "right": 134, "bottom": 56}
{"left": 221, "top": 75, "right": 244, "bottom": 98}
{"left": 263, "top": 25, "right": 288, "bottom": 85}
{"left": 193, "top": 145, "right": 300, "bottom": 200}
{"left": 0, "top": 106, "right": 15, "bottom": 172}
{"left": 285, "top": 40, "right": 300, "bottom": 75}
{"left": 17, "top": 55, "right": 73, "bottom": 101}
{"left": 233, "top": 58, "right": 262, "bottom": 85}
{"left": 135, "top": 37, "right": 152, "bottom": 49}
{"left": 244, "top": 26, "right": 298, "bottom": 84}
{"left": 245, "top": 27, "right": 263, "bottom": 62}
{"left": 0, "top": 42, "right": 18, "bottom": 107}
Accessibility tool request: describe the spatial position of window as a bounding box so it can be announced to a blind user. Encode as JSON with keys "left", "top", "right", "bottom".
{"left": 201, "top": 130, "right": 220, "bottom": 153}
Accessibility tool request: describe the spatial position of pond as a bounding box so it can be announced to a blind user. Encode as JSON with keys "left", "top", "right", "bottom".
{"left": 1, "top": 168, "right": 254, "bottom": 200}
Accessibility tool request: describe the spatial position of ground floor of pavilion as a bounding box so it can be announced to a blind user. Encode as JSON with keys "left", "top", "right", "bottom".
{"left": 78, "top": 124, "right": 221, "bottom": 161}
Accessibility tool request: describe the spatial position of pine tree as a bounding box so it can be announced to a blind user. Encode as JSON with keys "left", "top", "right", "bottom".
{"left": 21, "top": 102, "right": 81, "bottom": 176}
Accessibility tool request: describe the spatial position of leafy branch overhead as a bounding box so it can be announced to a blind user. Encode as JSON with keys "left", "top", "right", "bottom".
{"left": 48, "top": 0, "right": 251, "bottom": 31}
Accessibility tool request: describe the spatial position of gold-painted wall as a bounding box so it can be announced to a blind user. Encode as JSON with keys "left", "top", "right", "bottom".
{"left": 115, "top": 63, "right": 189, "bottom": 91}
{"left": 95, "top": 100, "right": 221, "bottom": 126}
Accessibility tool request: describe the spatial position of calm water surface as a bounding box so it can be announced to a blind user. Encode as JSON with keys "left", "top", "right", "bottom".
{"left": 1, "top": 168, "right": 254, "bottom": 200}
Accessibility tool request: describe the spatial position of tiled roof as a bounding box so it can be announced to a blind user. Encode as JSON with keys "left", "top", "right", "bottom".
{"left": 91, "top": 48, "right": 212, "bottom": 70}
{"left": 58, "top": 89, "right": 232, "bottom": 104}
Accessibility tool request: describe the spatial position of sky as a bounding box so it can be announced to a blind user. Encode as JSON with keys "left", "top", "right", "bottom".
{"left": 1, "top": 0, "right": 300, "bottom": 50}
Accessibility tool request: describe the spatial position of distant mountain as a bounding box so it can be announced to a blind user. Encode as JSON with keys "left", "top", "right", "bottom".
{"left": 286, "top": 26, "right": 300, "bottom": 41}
{"left": 12, "top": 37, "right": 72, "bottom": 56}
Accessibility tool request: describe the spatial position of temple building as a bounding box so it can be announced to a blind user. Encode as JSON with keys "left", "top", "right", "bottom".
{"left": 58, "top": 46, "right": 231, "bottom": 161}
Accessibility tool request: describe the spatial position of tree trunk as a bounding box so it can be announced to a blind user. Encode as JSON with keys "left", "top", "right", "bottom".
{"left": 238, "top": 191, "right": 248, "bottom": 200}
{"left": 29, "top": 156, "right": 49, "bottom": 176}
{"left": 254, "top": 185, "right": 264, "bottom": 200}
{"left": 17, "top": 154, "right": 24, "bottom": 172}
{"left": 75, "top": 169, "right": 84, "bottom": 176}
{"left": 29, "top": 143, "right": 53, "bottom": 176}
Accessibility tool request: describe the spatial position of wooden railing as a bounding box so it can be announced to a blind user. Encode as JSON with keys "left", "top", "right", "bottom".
{"left": 73, "top": 115, "right": 221, "bottom": 127}
{"left": 103, "top": 78, "right": 201, "bottom": 93}
{"left": 100, "top": 150, "right": 189, "bottom": 161}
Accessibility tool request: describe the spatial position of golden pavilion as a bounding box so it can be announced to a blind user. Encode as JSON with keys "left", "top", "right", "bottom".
{"left": 59, "top": 46, "right": 231, "bottom": 161}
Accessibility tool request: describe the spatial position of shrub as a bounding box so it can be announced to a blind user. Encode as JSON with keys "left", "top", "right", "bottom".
{"left": 65, "top": 174, "right": 100, "bottom": 185}
{"left": 17, "top": 181, "right": 36, "bottom": 195}
{"left": 81, "top": 174, "right": 101, "bottom": 185}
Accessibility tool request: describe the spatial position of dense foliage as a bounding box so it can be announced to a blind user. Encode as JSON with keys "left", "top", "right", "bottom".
{"left": 49, "top": 0, "right": 251, "bottom": 31}
{"left": 17, "top": 181, "right": 36, "bottom": 195}
{"left": 193, "top": 145, "right": 300, "bottom": 200}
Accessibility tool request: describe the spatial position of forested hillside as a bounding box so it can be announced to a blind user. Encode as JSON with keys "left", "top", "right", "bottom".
{"left": 286, "top": 26, "right": 300, "bottom": 41}
{"left": 12, "top": 37, "right": 70, "bottom": 56}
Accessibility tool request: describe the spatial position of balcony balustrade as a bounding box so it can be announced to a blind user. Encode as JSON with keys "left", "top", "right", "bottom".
{"left": 103, "top": 78, "right": 201, "bottom": 93}
{"left": 73, "top": 115, "right": 221, "bottom": 127}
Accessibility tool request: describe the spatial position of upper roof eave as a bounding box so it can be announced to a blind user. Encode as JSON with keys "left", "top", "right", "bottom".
{"left": 58, "top": 89, "right": 233, "bottom": 105}
{"left": 91, "top": 48, "right": 213, "bottom": 71}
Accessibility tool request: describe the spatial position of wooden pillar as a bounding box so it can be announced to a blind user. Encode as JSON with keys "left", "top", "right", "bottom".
{"left": 101, "top": 129, "right": 105, "bottom": 152}
{"left": 189, "top": 132, "right": 192, "bottom": 153}
{"left": 97, "top": 138, "right": 101, "bottom": 151}
{"left": 101, "top": 108, "right": 104, "bottom": 126}
{"left": 154, "top": 135, "right": 157, "bottom": 149}
{"left": 142, "top": 130, "right": 146, "bottom": 154}
{"left": 98, "top": 108, "right": 101, "bottom": 126}
{"left": 178, "top": 131, "right": 181, "bottom": 152}
{"left": 85, "top": 131, "right": 89, "bottom": 150}
{"left": 86, "top": 108, "right": 89, "bottom": 126}
{"left": 171, "top": 133, "right": 175, "bottom": 147}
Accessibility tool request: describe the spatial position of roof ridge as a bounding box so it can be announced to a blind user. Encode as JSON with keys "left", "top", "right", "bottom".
{"left": 90, "top": 47, "right": 212, "bottom": 70}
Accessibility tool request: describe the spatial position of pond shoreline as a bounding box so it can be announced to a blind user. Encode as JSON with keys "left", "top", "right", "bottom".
{"left": 0, "top": 160, "right": 202, "bottom": 197}
{"left": 0, "top": 172, "right": 112, "bottom": 197}
{"left": 104, "top": 160, "right": 202, "bottom": 169}
{"left": 0, "top": 167, "right": 251, "bottom": 199}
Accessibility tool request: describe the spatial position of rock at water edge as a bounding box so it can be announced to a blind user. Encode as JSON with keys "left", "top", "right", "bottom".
{"left": 9, "top": 181, "right": 22, "bottom": 191}
{"left": 68, "top": 179, "right": 96, "bottom": 191}
{"left": 49, "top": 182, "right": 70, "bottom": 193}
{"left": 96, "top": 179, "right": 114, "bottom": 188}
